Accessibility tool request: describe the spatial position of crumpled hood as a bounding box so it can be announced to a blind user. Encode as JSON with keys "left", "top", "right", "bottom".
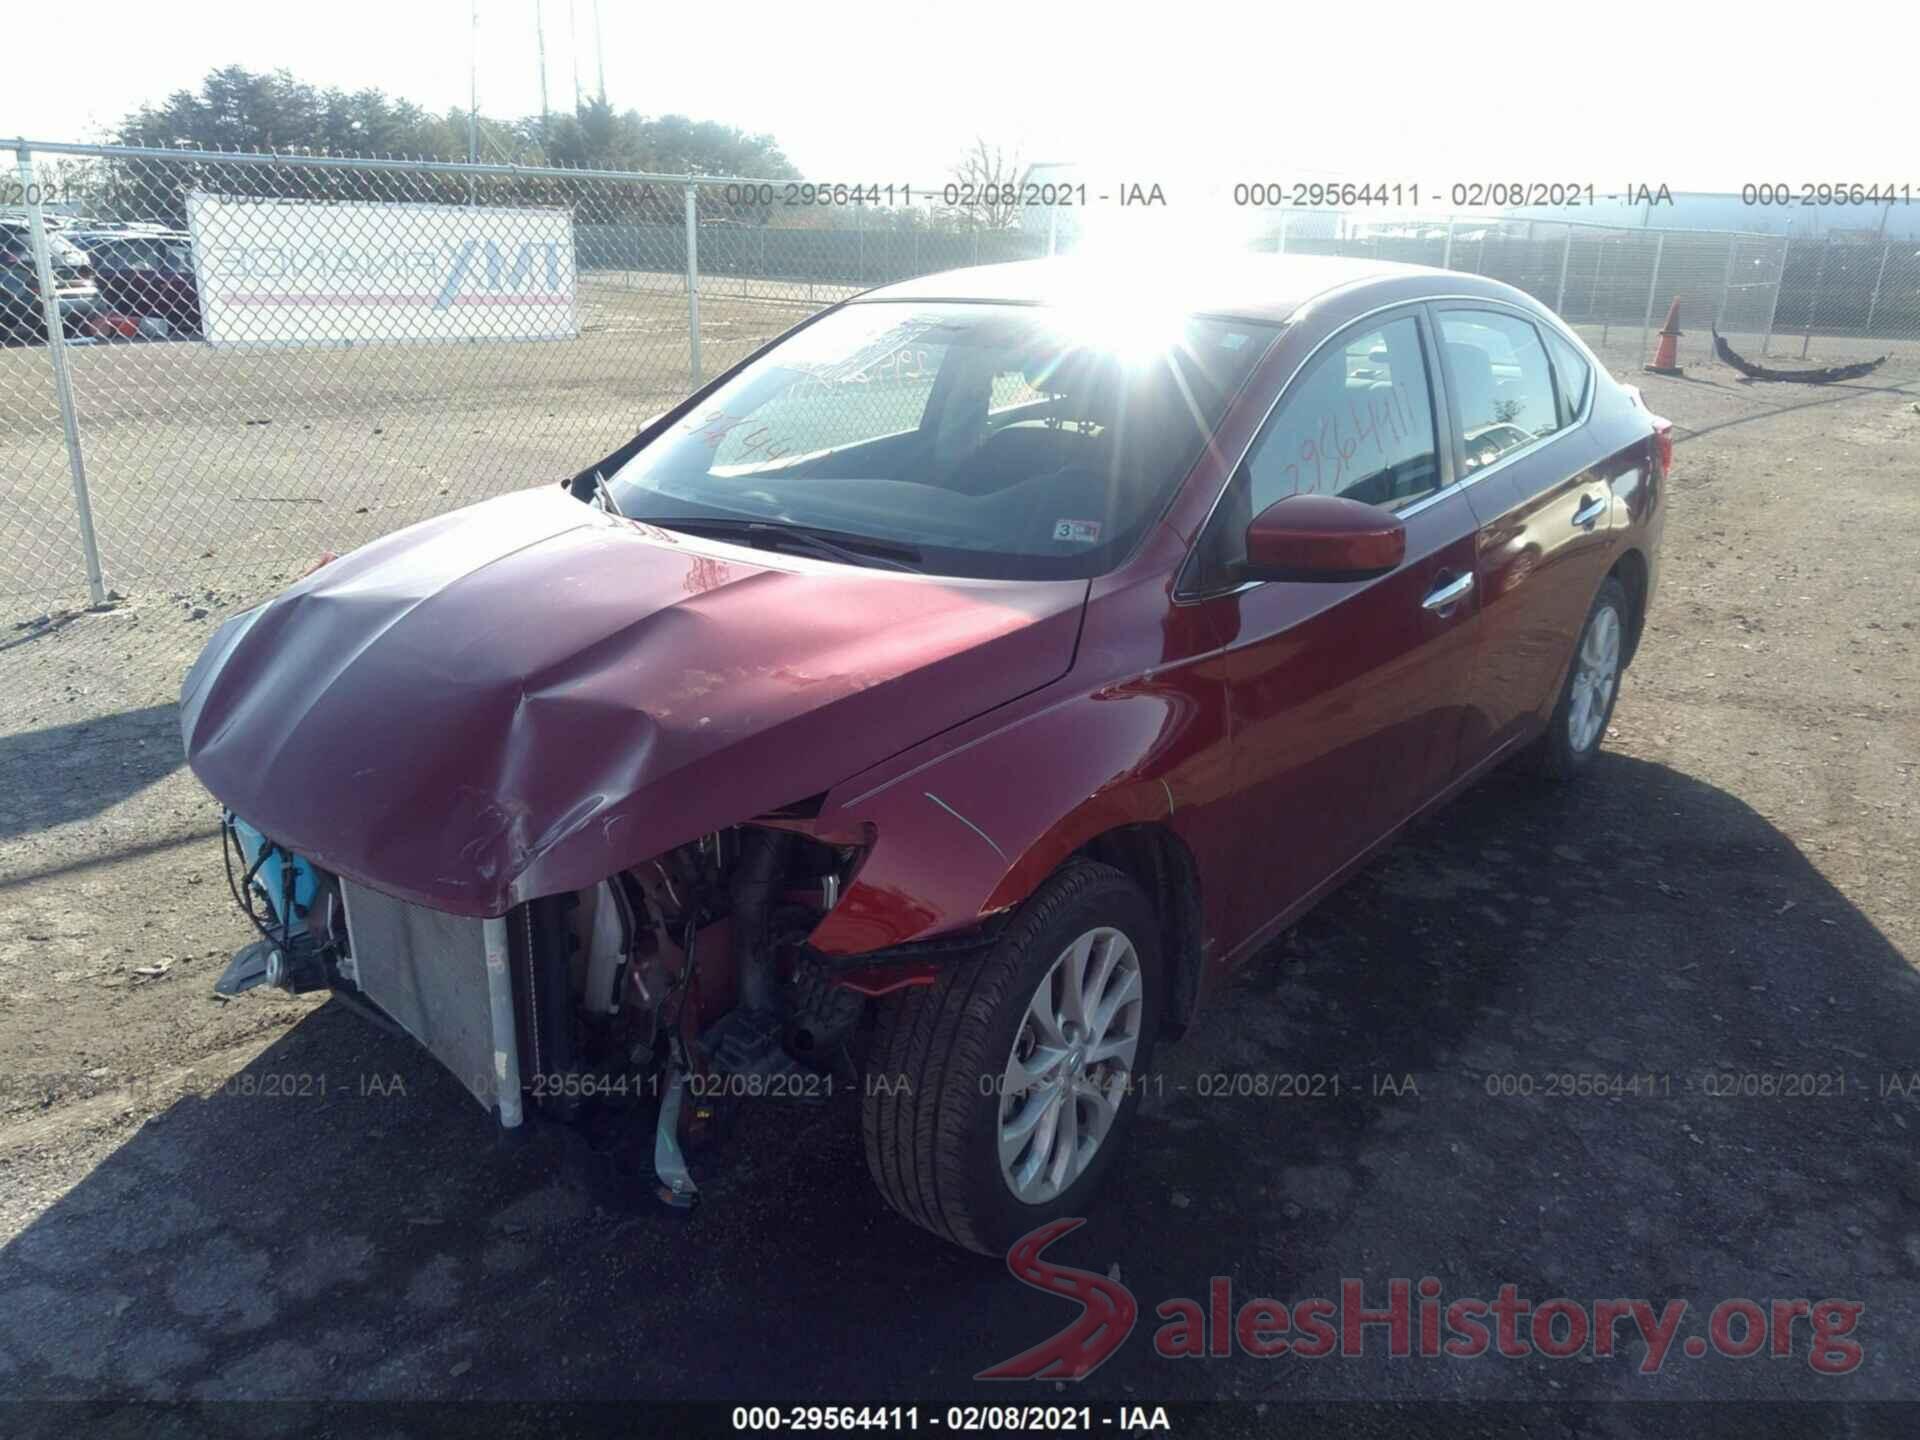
{"left": 182, "top": 486, "right": 1087, "bottom": 916}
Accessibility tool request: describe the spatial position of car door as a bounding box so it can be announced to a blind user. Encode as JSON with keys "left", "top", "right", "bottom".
{"left": 1430, "top": 305, "right": 1619, "bottom": 765}
{"left": 1184, "top": 307, "right": 1482, "bottom": 950}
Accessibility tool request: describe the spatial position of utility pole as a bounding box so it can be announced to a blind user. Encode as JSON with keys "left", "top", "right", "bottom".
{"left": 569, "top": 0, "right": 582, "bottom": 111}
{"left": 593, "top": 0, "right": 606, "bottom": 103}
{"left": 535, "top": 0, "right": 550, "bottom": 136}
{"left": 467, "top": 0, "right": 479, "bottom": 165}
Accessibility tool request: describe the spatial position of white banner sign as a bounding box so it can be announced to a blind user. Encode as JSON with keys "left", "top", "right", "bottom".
{"left": 186, "top": 193, "right": 577, "bottom": 346}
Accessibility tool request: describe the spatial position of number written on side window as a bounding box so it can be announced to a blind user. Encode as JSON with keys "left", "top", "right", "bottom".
{"left": 1243, "top": 315, "right": 1442, "bottom": 514}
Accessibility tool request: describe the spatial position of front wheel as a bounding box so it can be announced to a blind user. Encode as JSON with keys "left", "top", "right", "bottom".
{"left": 1533, "top": 575, "right": 1629, "bottom": 780}
{"left": 861, "top": 860, "right": 1163, "bottom": 1255}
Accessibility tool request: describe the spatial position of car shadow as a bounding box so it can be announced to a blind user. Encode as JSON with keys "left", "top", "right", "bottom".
{"left": 0, "top": 703, "right": 185, "bottom": 845}
{"left": 1, "top": 753, "right": 1915, "bottom": 1422}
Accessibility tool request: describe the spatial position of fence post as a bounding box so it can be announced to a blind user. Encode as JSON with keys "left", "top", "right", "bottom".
{"left": 17, "top": 147, "right": 106, "bottom": 608}
{"left": 1801, "top": 237, "right": 1829, "bottom": 359}
{"left": 1639, "top": 231, "right": 1665, "bottom": 363}
{"left": 1553, "top": 227, "right": 1572, "bottom": 313}
{"left": 1596, "top": 239, "right": 1612, "bottom": 344}
{"left": 1866, "top": 238, "right": 1892, "bottom": 337}
{"left": 1441, "top": 217, "right": 1455, "bottom": 270}
{"left": 684, "top": 180, "right": 701, "bottom": 386}
{"left": 1713, "top": 235, "right": 1738, "bottom": 360}
{"left": 1760, "top": 233, "right": 1788, "bottom": 356}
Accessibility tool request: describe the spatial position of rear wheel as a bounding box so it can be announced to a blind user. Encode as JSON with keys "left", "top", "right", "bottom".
{"left": 1533, "top": 575, "right": 1629, "bottom": 780}
{"left": 862, "top": 860, "right": 1162, "bottom": 1255}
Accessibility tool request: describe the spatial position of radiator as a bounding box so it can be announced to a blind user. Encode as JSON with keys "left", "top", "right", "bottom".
{"left": 339, "top": 879, "right": 520, "bottom": 1123}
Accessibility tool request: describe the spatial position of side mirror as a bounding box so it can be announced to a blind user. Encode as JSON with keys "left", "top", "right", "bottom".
{"left": 1243, "top": 494, "right": 1406, "bottom": 581}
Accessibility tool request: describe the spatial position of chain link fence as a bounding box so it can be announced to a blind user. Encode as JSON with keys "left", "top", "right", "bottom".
{"left": 1, "top": 143, "right": 1050, "bottom": 613}
{"left": 5, "top": 141, "right": 1916, "bottom": 614}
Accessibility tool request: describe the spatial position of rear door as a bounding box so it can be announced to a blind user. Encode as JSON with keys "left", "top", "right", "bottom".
{"left": 1187, "top": 307, "right": 1482, "bottom": 949}
{"left": 1431, "top": 305, "right": 1618, "bottom": 766}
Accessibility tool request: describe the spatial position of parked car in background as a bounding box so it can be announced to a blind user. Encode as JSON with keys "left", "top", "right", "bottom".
{"left": 0, "top": 220, "right": 101, "bottom": 342}
{"left": 64, "top": 230, "right": 200, "bottom": 336}
{"left": 181, "top": 254, "right": 1669, "bottom": 1254}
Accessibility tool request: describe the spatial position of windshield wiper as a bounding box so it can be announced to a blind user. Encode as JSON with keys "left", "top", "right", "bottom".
{"left": 589, "top": 469, "right": 624, "bottom": 518}
{"left": 636, "top": 516, "right": 924, "bottom": 573}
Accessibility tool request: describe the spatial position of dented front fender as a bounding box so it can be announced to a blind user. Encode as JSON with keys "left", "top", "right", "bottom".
{"left": 806, "top": 663, "right": 1232, "bottom": 956}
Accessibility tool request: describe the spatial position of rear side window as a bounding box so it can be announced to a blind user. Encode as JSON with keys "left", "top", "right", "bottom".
{"left": 1542, "top": 327, "right": 1594, "bottom": 426}
{"left": 1438, "top": 311, "right": 1561, "bottom": 472}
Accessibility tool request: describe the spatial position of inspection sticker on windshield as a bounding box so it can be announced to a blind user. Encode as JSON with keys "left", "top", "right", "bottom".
{"left": 1053, "top": 518, "right": 1103, "bottom": 545}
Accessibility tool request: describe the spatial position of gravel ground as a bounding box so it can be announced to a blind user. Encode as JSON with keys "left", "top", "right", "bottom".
{"left": 0, "top": 331, "right": 1916, "bottom": 1430}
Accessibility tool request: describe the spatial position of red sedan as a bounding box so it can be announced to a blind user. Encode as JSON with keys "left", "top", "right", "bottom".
{"left": 183, "top": 254, "right": 1667, "bottom": 1253}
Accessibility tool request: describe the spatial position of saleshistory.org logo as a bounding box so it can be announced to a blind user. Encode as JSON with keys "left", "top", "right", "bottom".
{"left": 977, "top": 1220, "right": 1865, "bottom": 1380}
{"left": 977, "top": 1220, "right": 1140, "bottom": 1380}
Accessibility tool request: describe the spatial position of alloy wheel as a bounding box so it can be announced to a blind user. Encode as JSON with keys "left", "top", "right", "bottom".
{"left": 997, "top": 926, "right": 1144, "bottom": 1204}
{"left": 1567, "top": 602, "right": 1622, "bottom": 754}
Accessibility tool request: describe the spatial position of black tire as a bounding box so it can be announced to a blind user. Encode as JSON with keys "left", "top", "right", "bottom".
{"left": 1531, "top": 575, "right": 1630, "bottom": 781}
{"left": 861, "top": 859, "right": 1163, "bottom": 1255}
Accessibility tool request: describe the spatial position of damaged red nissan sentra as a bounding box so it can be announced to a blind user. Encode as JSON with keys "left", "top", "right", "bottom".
{"left": 181, "top": 254, "right": 1668, "bottom": 1253}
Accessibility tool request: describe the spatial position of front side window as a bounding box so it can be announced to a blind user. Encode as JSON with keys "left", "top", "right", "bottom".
{"left": 1188, "top": 313, "right": 1441, "bottom": 590}
{"left": 1243, "top": 315, "right": 1441, "bottom": 514}
{"left": 609, "top": 302, "right": 1278, "bottom": 580}
{"left": 1438, "top": 311, "right": 1561, "bottom": 471}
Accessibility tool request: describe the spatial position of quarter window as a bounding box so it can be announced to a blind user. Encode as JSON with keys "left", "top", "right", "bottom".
{"left": 1438, "top": 311, "right": 1561, "bottom": 472}
{"left": 1542, "top": 326, "right": 1594, "bottom": 426}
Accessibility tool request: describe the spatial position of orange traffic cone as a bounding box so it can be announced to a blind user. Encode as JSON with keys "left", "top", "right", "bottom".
{"left": 1645, "top": 299, "right": 1683, "bottom": 376}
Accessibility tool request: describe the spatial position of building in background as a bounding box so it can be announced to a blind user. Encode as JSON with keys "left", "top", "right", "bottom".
{"left": 1505, "top": 190, "right": 1920, "bottom": 239}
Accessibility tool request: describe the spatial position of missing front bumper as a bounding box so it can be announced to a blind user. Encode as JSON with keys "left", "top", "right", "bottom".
{"left": 337, "top": 880, "right": 523, "bottom": 1127}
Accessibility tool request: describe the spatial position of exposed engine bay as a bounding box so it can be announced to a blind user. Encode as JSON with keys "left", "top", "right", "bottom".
{"left": 217, "top": 810, "right": 897, "bottom": 1209}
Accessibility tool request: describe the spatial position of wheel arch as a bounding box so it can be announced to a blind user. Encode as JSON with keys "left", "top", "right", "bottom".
{"left": 1609, "top": 545, "right": 1650, "bottom": 666}
{"left": 1076, "top": 822, "right": 1204, "bottom": 1040}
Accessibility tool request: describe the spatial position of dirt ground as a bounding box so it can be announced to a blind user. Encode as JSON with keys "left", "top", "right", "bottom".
{"left": 0, "top": 330, "right": 1917, "bottom": 1429}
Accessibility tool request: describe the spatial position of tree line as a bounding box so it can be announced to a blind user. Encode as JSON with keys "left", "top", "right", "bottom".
{"left": 113, "top": 66, "right": 802, "bottom": 181}
{"left": 84, "top": 66, "right": 1030, "bottom": 233}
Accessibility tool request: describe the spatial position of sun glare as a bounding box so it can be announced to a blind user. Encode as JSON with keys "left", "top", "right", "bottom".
{"left": 1042, "top": 200, "right": 1261, "bottom": 365}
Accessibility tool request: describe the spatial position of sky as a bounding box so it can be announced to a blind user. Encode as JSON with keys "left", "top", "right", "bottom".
{"left": 5, "top": 0, "right": 1911, "bottom": 202}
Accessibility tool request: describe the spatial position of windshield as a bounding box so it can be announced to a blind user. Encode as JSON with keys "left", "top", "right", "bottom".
{"left": 608, "top": 301, "right": 1280, "bottom": 580}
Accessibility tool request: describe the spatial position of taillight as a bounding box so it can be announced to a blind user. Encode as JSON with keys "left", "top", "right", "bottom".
{"left": 1652, "top": 419, "right": 1673, "bottom": 479}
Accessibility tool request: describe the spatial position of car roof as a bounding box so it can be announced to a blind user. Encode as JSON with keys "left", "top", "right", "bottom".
{"left": 852, "top": 252, "right": 1453, "bottom": 324}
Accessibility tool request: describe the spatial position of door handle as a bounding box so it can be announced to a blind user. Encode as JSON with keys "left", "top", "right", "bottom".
{"left": 1422, "top": 571, "right": 1474, "bottom": 612}
{"left": 1572, "top": 493, "right": 1608, "bottom": 527}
